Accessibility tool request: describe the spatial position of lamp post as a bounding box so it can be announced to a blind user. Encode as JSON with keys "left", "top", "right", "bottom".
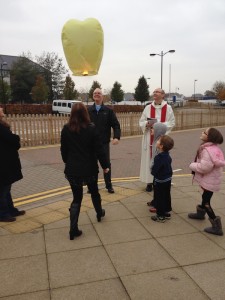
{"left": 0, "top": 61, "right": 8, "bottom": 108}
{"left": 149, "top": 50, "right": 175, "bottom": 89}
{"left": 194, "top": 79, "right": 198, "bottom": 101}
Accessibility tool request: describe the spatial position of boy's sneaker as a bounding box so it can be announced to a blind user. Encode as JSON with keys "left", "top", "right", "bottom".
{"left": 151, "top": 215, "right": 166, "bottom": 223}
{"left": 165, "top": 213, "right": 171, "bottom": 220}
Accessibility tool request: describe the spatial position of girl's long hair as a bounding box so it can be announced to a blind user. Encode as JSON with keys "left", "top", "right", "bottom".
{"left": 68, "top": 102, "right": 90, "bottom": 133}
{"left": 196, "top": 127, "right": 224, "bottom": 159}
{"left": 207, "top": 128, "right": 223, "bottom": 144}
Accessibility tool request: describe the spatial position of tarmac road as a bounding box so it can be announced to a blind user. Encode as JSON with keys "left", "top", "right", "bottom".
{"left": 12, "top": 126, "right": 225, "bottom": 201}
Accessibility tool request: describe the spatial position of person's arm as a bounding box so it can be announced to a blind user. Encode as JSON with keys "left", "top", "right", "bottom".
{"left": 139, "top": 106, "right": 150, "bottom": 134}
{"left": 0, "top": 124, "right": 21, "bottom": 150}
{"left": 189, "top": 149, "right": 214, "bottom": 174}
{"left": 110, "top": 110, "right": 121, "bottom": 141}
{"left": 60, "top": 126, "right": 68, "bottom": 163}
{"left": 93, "top": 126, "right": 110, "bottom": 170}
{"left": 151, "top": 155, "right": 162, "bottom": 177}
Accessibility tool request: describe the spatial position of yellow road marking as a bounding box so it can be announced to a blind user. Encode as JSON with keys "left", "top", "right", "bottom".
{"left": 14, "top": 172, "right": 224, "bottom": 206}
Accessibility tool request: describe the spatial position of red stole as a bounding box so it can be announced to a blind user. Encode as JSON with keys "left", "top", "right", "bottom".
{"left": 150, "top": 104, "right": 167, "bottom": 157}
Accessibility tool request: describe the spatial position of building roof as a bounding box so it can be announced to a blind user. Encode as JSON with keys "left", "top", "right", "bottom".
{"left": 0, "top": 54, "right": 50, "bottom": 73}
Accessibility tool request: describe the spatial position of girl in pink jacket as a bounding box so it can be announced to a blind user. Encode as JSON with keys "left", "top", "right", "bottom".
{"left": 188, "top": 128, "right": 225, "bottom": 236}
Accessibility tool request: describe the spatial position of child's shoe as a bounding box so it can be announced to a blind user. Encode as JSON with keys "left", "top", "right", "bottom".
{"left": 165, "top": 212, "right": 171, "bottom": 220}
{"left": 149, "top": 207, "right": 156, "bottom": 213}
{"left": 151, "top": 215, "right": 166, "bottom": 223}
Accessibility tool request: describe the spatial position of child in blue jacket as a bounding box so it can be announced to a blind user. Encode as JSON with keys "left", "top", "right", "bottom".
{"left": 151, "top": 135, "right": 174, "bottom": 222}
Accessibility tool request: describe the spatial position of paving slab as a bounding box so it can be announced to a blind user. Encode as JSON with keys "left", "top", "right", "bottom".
{"left": 0, "top": 291, "right": 50, "bottom": 300}
{"left": 0, "top": 230, "right": 45, "bottom": 259}
{"left": 121, "top": 268, "right": 209, "bottom": 300}
{"left": 139, "top": 214, "right": 198, "bottom": 237}
{"left": 48, "top": 246, "right": 117, "bottom": 288}
{"left": 184, "top": 260, "right": 225, "bottom": 300}
{"left": 157, "top": 232, "right": 225, "bottom": 265}
{"left": 105, "top": 239, "right": 178, "bottom": 276}
{"left": 94, "top": 218, "right": 151, "bottom": 245}
{"left": 0, "top": 255, "right": 49, "bottom": 298}
{"left": 45, "top": 224, "right": 102, "bottom": 253}
{"left": 87, "top": 202, "right": 134, "bottom": 222}
{"left": 50, "top": 278, "right": 129, "bottom": 300}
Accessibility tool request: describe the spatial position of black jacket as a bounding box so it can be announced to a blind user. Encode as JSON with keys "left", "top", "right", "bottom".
{"left": 88, "top": 104, "right": 121, "bottom": 144}
{"left": 0, "top": 123, "right": 23, "bottom": 187}
{"left": 60, "top": 123, "right": 109, "bottom": 177}
{"left": 151, "top": 152, "right": 173, "bottom": 182}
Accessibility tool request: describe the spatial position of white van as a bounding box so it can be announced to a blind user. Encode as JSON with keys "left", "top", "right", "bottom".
{"left": 52, "top": 100, "right": 82, "bottom": 114}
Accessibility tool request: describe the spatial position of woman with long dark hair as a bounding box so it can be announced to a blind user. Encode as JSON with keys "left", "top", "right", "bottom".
{"left": 0, "top": 107, "right": 25, "bottom": 222}
{"left": 60, "top": 102, "right": 109, "bottom": 240}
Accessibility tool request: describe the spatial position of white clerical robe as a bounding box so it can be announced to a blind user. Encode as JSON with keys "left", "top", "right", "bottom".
{"left": 139, "top": 100, "right": 175, "bottom": 183}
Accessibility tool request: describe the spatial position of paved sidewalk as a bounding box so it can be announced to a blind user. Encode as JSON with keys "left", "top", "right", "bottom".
{"left": 1, "top": 128, "right": 225, "bottom": 299}
{"left": 1, "top": 174, "right": 225, "bottom": 299}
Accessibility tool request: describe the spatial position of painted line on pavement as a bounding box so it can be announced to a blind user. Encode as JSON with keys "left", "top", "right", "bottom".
{"left": 14, "top": 174, "right": 193, "bottom": 206}
{"left": 16, "top": 172, "right": 225, "bottom": 206}
{"left": 14, "top": 177, "right": 140, "bottom": 206}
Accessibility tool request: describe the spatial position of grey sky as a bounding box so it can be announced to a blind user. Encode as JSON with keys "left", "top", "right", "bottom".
{"left": 1, "top": 0, "right": 225, "bottom": 96}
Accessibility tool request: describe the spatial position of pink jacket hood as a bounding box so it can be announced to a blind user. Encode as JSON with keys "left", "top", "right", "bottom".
{"left": 206, "top": 143, "right": 225, "bottom": 167}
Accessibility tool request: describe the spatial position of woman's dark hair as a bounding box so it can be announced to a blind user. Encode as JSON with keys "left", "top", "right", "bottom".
{"left": 0, "top": 107, "right": 10, "bottom": 128}
{"left": 207, "top": 128, "right": 223, "bottom": 144}
{"left": 68, "top": 102, "right": 90, "bottom": 133}
{"left": 159, "top": 135, "right": 174, "bottom": 152}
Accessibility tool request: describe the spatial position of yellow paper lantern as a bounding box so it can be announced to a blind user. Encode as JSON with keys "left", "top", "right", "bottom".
{"left": 61, "top": 18, "right": 104, "bottom": 76}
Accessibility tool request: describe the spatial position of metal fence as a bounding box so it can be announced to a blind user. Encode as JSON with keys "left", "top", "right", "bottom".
{"left": 6, "top": 108, "right": 225, "bottom": 147}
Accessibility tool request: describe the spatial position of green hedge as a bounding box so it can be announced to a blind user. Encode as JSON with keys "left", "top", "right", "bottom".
{"left": 3, "top": 103, "right": 145, "bottom": 115}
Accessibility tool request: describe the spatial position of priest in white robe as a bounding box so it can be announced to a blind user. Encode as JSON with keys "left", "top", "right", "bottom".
{"left": 139, "top": 88, "right": 175, "bottom": 192}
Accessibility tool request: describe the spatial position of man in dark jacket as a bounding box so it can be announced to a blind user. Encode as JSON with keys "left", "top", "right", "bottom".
{"left": 88, "top": 88, "right": 121, "bottom": 193}
{"left": 0, "top": 107, "right": 25, "bottom": 222}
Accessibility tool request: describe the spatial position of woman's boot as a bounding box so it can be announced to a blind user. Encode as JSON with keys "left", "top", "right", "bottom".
{"left": 188, "top": 205, "right": 206, "bottom": 220}
{"left": 97, "top": 209, "right": 105, "bottom": 222}
{"left": 91, "top": 192, "right": 105, "bottom": 222}
{"left": 69, "top": 203, "right": 82, "bottom": 240}
{"left": 204, "top": 216, "right": 223, "bottom": 236}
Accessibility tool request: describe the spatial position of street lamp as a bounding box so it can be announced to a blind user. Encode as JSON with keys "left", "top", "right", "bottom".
{"left": 194, "top": 79, "right": 198, "bottom": 101}
{"left": 0, "top": 61, "right": 8, "bottom": 108}
{"left": 149, "top": 50, "right": 175, "bottom": 89}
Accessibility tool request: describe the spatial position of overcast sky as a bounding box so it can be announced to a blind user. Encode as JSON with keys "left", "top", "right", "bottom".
{"left": 1, "top": 0, "right": 225, "bottom": 96}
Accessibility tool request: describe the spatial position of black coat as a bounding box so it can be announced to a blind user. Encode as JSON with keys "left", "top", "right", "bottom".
{"left": 151, "top": 152, "right": 173, "bottom": 181}
{"left": 0, "top": 123, "right": 23, "bottom": 187}
{"left": 88, "top": 104, "right": 121, "bottom": 144}
{"left": 60, "top": 123, "right": 109, "bottom": 177}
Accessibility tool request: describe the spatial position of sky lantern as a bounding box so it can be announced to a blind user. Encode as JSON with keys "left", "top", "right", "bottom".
{"left": 61, "top": 18, "right": 104, "bottom": 76}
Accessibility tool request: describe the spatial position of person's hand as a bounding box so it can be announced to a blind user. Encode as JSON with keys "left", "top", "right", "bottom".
{"left": 146, "top": 121, "right": 151, "bottom": 128}
{"left": 103, "top": 168, "right": 110, "bottom": 173}
{"left": 112, "top": 138, "right": 119, "bottom": 145}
